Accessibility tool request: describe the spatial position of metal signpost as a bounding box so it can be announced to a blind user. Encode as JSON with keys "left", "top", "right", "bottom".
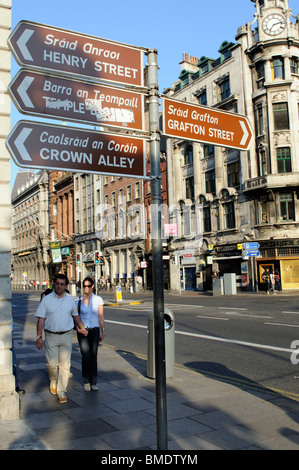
{"left": 162, "top": 96, "right": 253, "bottom": 151}
{"left": 146, "top": 49, "right": 168, "bottom": 450}
{"left": 9, "top": 69, "right": 145, "bottom": 132}
{"left": 243, "top": 243, "right": 260, "bottom": 292}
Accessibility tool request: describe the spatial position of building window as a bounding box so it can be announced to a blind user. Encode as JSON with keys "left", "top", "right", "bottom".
{"left": 179, "top": 201, "right": 192, "bottom": 238}
{"left": 227, "top": 161, "right": 240, "bottom": 188}
{"left": 126, "top": 185, "right": 132, "bottom": 202}
{"left": 223, "top": 201, "right": 235, "bottom": 229}
{"left": 256, "top": 62, "right": 265, "bottom": 89}
{"left": 277, "top": 147, "right": 292, "bottom": 173}
{"left": 273, "top": 102, "right": 289, "bottom": 130}
{"left": 279, "top": 193, "right": 295, "bottom": 221}
{"left": 203, "top": 206, "right": 211, "bottom": 232}
{"left": 118, "top": 188, "right": 124, "bottom": 206}
{"left": 184, "top": 145, "right": 193, "bottom": 166}
{"left": 290, "top": 57, "right": 298, "bottom": 75}
{"left": 258, "top": 149, "right": 267, "bottom": 176}
{"left": 259, "top": 199, "right": 269, "bottom": 224}
{"left": 203, "top": 144, "right": 214, "bottom": 158}
{"left": 135, "top": 181, "right": 140, "bottom": 199}
{"left": 255, "top": 103, "right": 264, "bottom": 135}
{"left": 198, "top": 90, "right": 207, "bottom": 106}
{"left": 185, "top": 177, "right": 194, "bottom": 201}
{"left": 118, "top": 210, "right": 126, "bottom": 238}
{"left": 271, "top": 57, "right": 284, "bottom": 79}
{"left": 219, "top": 78, "right": 230, "bottom": 101}
{"left": 205, "top": 170, "right": 216, "bottom": 194}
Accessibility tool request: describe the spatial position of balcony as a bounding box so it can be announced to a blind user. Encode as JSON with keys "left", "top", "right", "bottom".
{"left": 244, "top": 173, "right": 299, "bottom": 192}
{"left": 182, "top": 163, "right": 194, "bottom": 178}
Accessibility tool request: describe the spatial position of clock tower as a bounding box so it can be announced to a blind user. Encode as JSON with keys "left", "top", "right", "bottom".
{"left": 251, "top": 0, "right": 291, "bottom": 40}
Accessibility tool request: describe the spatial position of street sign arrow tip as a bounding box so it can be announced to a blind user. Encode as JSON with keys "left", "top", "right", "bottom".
{"left": 17, "top": 76, "right": 35, "bottom": 108}
{"left": 240, "top": 120, "right": 249, "bottom": 147}
{"left": 16, "top": 28, "right": 34, "bottom": 61}
{"left": 14, "top": 127, "right": 33, "bottom": 161}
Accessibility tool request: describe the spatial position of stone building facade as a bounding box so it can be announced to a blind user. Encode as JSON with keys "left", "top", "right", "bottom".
{"left": 48, "top": 171, "right": 75, "bottom": 287}
{"left": 164, "top": 0, "right": 299, "bottom": 292}
{"left": 96, "top": 173, "right": 146, "bottom": 291}
{"left": 74, "top": 173, "right": 102, "bottom": 291}
{"left": 11, "top": 170, "right": 50, "bottom": 289}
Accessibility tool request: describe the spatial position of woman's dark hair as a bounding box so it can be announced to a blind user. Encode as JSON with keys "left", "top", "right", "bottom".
{"left": 83, "top": 277, "right": 94, "bottom": 286}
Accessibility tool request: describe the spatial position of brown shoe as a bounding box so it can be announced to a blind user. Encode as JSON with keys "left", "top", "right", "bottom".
{"left": 58, "top": 392, "right": 67, "bottom": 404}
{"left": 50, "top": 381, "right": 57, "bottom": 395}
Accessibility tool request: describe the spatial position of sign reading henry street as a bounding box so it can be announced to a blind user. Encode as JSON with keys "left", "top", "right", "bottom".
{"left": 6, "top": 120, "right": 147, "bottom": 178}
{"left": 8, "top": 20, "right": 145, "bottom": 87}
{"left": 162, "top": 97, "right": 253, "bottom": 151}
{"left": 9, "top": 69, "right": 145, "bottom": 132}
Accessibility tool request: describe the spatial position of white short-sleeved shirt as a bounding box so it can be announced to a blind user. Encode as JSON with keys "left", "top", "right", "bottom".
{"left": 35, "top": 291, "right": 78, "bottom": 332}
{"left": 76, "top": 294, "right": 104, "bottom": 329}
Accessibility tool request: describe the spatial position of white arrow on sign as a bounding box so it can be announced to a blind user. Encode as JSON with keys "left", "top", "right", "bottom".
{"left": 16, "top": 76, "right": 35, "bottom": 108}
{"left": 14, "top": 127, "right": 33, "bottom": 161}
{"left": 240, "top": 120, "right": 249, "bottom": 147}
{"left": 16, "top": 28, "right": 34, "bottom": 61}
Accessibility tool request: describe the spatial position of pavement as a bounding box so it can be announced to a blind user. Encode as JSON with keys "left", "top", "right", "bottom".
{"left": 2, "top": 289, "right": 299, "bottom": 451}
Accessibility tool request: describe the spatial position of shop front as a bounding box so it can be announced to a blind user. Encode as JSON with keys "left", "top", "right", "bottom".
{"left": 257, "top": 239, "right": 299, "bottom": 291}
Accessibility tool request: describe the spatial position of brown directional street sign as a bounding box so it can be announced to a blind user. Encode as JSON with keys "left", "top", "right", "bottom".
{"left": 8, "top": 20, "right": 145, "bottom": 87}
{"left": 9, "top": 69, "right": 145, "bottom": 132}
{"left": 162, "top": 97, "right": 253, "bottom": 151}
{"left": 6, "top": 120, "right": 147, "bottom": 178}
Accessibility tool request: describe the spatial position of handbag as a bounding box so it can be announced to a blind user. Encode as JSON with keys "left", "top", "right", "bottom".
{"left": 73, "top": 298, "right": 81, "bottom": 330}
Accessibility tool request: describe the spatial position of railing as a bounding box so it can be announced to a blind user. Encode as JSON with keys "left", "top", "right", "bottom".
{"left": 244, "top": 176, "right": 267, "bottom": 190}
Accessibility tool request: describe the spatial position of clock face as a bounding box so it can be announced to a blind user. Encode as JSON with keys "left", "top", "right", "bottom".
{"left": 262, "top": 13, "right": 287, "bottom": 36}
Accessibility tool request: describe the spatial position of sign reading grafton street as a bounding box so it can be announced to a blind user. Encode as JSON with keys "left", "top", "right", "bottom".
{"left": 9, "top": 69, "right": 145, "bottom": 132}
{"left": 162, "top": 97, "right": 253, "bottom": 151}
{"left": 8, "top": 20, "right": 145, "bottom": 87}
{"left": 6, "top": 120, "right": 147, "bottom": 178}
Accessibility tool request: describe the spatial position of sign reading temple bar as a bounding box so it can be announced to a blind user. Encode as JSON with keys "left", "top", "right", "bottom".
{"left": 8, "top": 20, "right": 145, "bottom": 87}
{"left": 9, "top": 69, "right": 145, "bottom": 132}
{"left": 162, "top": 97, "right": 253, "bottom": 151}
{"left": 6, "top": 120, "right": 147, "bottom": 178}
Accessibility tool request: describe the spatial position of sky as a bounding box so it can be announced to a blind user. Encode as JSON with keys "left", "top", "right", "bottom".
{"left": 8, "top": 0, "right": 295, "bottom": 189}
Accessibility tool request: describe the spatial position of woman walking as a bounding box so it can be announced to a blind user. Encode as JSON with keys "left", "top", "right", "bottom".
{"left": 76, "top": 277, "right": 105, "bottom": 391}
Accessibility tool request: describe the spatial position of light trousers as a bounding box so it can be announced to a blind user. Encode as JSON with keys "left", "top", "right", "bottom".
{"left": 45, "top": 330, "right": 73, "bottom": 393}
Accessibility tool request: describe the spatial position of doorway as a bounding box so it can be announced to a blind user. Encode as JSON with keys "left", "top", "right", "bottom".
{"left": 184, "top": 266, "right": 196, "bottom": 290}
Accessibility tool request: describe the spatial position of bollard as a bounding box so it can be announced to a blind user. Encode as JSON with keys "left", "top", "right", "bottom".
{"left": 114, "top": 285, "right": 122, "bottom": 302}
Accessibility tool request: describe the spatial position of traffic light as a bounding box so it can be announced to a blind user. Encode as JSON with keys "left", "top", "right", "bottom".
{"left": 100, "top": 256, "right": 104, "bottom": 265}
{"left": 76, "top": 253, "right": 82, "bottom": 265}
{"left": 94, "top": 251, "right": 100, "bottom": 264}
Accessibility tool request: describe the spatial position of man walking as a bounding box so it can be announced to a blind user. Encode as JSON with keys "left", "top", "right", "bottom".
{"left": 35, "top": 273, "right": 88, "bottom": 403}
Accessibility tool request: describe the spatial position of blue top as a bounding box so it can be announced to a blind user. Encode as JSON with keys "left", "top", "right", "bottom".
{"left": 76, "top": 294, "right": 104, "bottom": 328}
